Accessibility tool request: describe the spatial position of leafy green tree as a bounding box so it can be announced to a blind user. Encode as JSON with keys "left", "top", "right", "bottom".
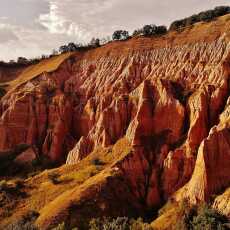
{"left": 67, "top": 42, "right": 78, "bottom": 52}
{"left": 192, "top": 204, "right": 228, "bottom": 230}
{"left": 59, "top": 45, "right": 69, "bottom": 53}
{"left": 90, "top": 38, "right": 100, "bottom": 47}
{"left": 112, "top": 30, "right": 129, "bottom": 40}
{"left": 143, "top": 24, "right": 157, "bottom": 36}
{"left": 155, "top": 26, "right": 167, "bottom": 35}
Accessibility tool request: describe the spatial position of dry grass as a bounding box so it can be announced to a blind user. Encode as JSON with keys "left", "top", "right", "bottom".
{"left": 0, "top": 138, "right": 132, "bottom": 228}
{"left": 151, "top": 201, "right": 180, "bottom": 230}
{"left": 151, "top": 208, "right": 178, "bottom": 230}
{"left": 1, "top": 52, "right": 73, "bottom": 92}
{"left": 35, "top": 168, "right": 114, "bottom": 228}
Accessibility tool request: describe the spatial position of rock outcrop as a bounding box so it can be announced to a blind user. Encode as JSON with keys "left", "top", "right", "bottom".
{"left": 1, "top": 14, "right": 230, "bottom": 229}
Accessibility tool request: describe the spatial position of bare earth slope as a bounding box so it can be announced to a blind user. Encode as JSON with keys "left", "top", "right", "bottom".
{"left": 1, "top": 14, "right": 230, "bottom": 229}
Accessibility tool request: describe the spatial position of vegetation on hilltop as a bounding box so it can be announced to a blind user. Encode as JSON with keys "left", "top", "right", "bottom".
{"left": 169, "top": 6, "right": 230, "bottom": 31}
{"left": 51, "top": 5, "right": 230, "bottom": 53}
{"left": 1, "top": 6, "right": 229, "bottom": 65}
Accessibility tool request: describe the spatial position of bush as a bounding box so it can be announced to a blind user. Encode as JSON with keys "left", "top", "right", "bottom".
{"left": 192, "top": 204, "right": 228, "bottom": 230}
{"left": 175, "top": 202, "right": 229, "bottom": 230}
{"left": 0, "top": 180, "right": 8, "bottom": 192}
{"left": 214, "top": 6, "right": 230, "bottom": 17}
{"left": 89, "top": 217, "right": 153, "bottom": 230}
{"left": 155, "top": 26, "right": 167, "bottom": 35}
{"left": 90, "top": 38, "right": 100, "bottom": 48}
{"left": 51, "top": 222, "right": 78, "bottom": 230}
{"left": 0, "top": 87, "right": 6, "bottom": 98}
{"left": 143, "top": 25, "right": 157, "bottom": 36}
{"left": 132, "top": 25, "right": 167, "bottom": 37}
{"left": 89, "top": 217, "right": 130, "bottom": 230}
{"left": 130, "top": 218, "right": 153, "bottom": 230}
{"left": 169, "top": 6, "right": 230, "bottom": 31}
{"left": 91, "top": 158, "right": 105, "bottom": 166}
{"left": 51, "top": 222, "right": 66, "bottom": 230}
{"left": 6, "top": 210, "right": 39, "bottom": 230}
{"left": 132, "top": 29, "right": 143, "bottom": 37}
{"left": 48, "top": 172, "right": 60, "bottom": 184}
{"left": 0, "top": 179, "right": 25, "bottom": 196}
{"left": 112, "top": 30, "right": 129, "bottom": 40}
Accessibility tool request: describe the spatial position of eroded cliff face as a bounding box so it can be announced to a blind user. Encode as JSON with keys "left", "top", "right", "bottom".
{"left": 1, "top": 15, "right": 230, "bottom": 228}
{"left": 0, "top": 65, "right": 25, "bottom": 83}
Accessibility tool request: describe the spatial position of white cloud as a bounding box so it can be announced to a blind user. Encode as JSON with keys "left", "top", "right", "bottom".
{"left": 38, "top": 0, "right": 117, "bottom": 41}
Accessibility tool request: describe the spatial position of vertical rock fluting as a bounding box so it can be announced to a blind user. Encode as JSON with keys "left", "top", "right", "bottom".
{"left": 0, "top": 61, "right": 76, "bottom": 162}
{"left": 67, "top": 36, "right": 230, "bottom": 164}
{"left": 0, "top": 28, "right": 230, "bottom": 214}
{"left": 175, "top": 93, "right": 230, "bottom": 204}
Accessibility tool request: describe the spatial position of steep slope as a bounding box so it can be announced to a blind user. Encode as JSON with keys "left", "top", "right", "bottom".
{"left": 1, "top": 14, "right": 230, "bottom": 229}
{"left": 0, "top": 64, "right": 27, "bottom": 84}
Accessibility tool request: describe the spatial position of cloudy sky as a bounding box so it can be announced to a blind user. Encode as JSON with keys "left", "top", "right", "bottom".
{"left": 0, "top": 0, "right": 230, "bottom": 61}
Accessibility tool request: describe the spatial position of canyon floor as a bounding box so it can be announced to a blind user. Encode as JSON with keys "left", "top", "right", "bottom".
{"left": 1, "top": 14, "right": 230, "bottom": 230}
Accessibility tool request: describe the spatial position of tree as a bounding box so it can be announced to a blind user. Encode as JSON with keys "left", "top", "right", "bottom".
{"left": 169, "top": 20, "right": 186, "bottom": 31}
{"left": 155, "top": 25, "right": 167, "bottom": 35}
{"left": 198, "top": 10, "right": 213, "bottom": 22}
{"left": 59, "top": 45, "right": 69, "bottom": 54}
{"left": 214, "top": 6, "right": 230, "bottom": 17}
{"left": 17, "top": 57, "right": 28, "bottom": 64}
{"left": 132, "top": 25, "right": 167, "bottom": 37}
{"left": 192, "top": 204, "right": 228, "bottom": 230}
{"left": 185, "top": 15, "right": 198, "bottom": 27}
{"left": 67, "top": 42, "right": 78, "bottom": 52}
{"left": 132, "top": 28, "right": 143, "bottom": 36}
{"left": 143, "top": 24, "right": 157, "bottom": 36}
{"left": 112, "top": 30, "right": 129, "bottom": 40}
{"left": 169, "top": 6, "right": 230, "bottom": 31}
{"left": 90, "top": 38, "right": 100, "bottom": 47}
{"left": 52, "top": 49, "right": 58, "bottom": 55}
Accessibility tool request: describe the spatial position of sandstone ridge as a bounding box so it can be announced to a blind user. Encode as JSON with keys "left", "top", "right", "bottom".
{"left": 1, "top": 14, "right": 230, "bottom": 229}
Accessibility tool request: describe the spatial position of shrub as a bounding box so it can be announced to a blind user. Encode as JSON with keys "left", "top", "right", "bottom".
{"left": 175, "top": 200, "right": 196, "bottom": 230}
{"left": 0, "top": 179, "right": 25, "bottom": 196}
{"left": 169, "top": 6, "right": 230, "bottom": 31}
{"left": 143, "top": 25, "right": 157, "bottom": 36}
{"left": 0, "top": 87, "right": 6, "bottom": 98}
{"left": 89, "top": 217, "right": 153, "bottom": 230}
{"left": 214, "top": 6, "right": 230, "bottom": 17}
{"left": 89, "top": 217, "right": 130, "bottom": 230}
{"left": 51, "top": 222, "right": 79, "bottom": 230}
{"left": 48, "top": 172, "right": 60, "bottom": 184}
{"left": 132, "top": 29, "right": 143, "bottom": 37}
{"left": 112, "top": 30, "right": 129, "bottom": 41}
{"left": 51, "top": 222, "right": 78, "bottom": 230}
{"left": 91, "top": 158, "right": 105, "bottom": 166}
{"left": 175, "top": 202, "right": 229, "bottom": 230}
{"left": 5, "top": 210, "right": 39, "bottom": 230}
{"left": 191, "top": 204, "right": 228, "bottom": 230}
{"left": 155, "top": 26, "right": 167, "bottom": 35}
{"left": 130, "top": 218, "right": 153, "bottom": 230}
{"left": 0, "top": 180, "right": 8, "bottom": 192}
{"left": 90, "top": 38, "right": 100, "bottom": 48}
{"left": 133, "top": 25, "right": 167, "bottom": 37}
{"left": 14, "top": 179, "right": 25, "bottom": 190}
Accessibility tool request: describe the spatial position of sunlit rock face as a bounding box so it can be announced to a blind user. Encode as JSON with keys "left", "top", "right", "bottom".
{"left": 1, "top": 16, "right": 230, "bottom": 217}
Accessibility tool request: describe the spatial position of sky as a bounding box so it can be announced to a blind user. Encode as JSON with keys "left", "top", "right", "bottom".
{"left": 0, "top": 0, "right": 230, "bottom": 61}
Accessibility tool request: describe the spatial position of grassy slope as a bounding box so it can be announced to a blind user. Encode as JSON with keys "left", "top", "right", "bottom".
{"left": 0, "top": 138, "right": 132, "bottom": 228}
{"left": 1, "top": 52, "right": 73, "bottom": 92}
